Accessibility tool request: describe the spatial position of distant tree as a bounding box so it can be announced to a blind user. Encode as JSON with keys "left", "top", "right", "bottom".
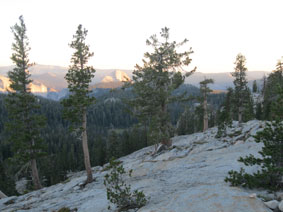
{"left": 270, "top": 86, "right": 283, "bottom": 120}
{"left": 252, "top": 80, "right": 257, "bottom": 93}
{"left": 106, "top": 130, "right": 120, "bottom": 161}
{"left": 255, "top": 103, "right": 262, "bottom": 120}
{"left": 176, "top": 107, "right": 195, "bottom": 135}
{"left": 92, "top": 136, "right": 107, "bottom": 166}
{"left": 216, "top": 87, "right": 234, "bottom": 137}
{"left": 5, "top": 16, "right": 46, "bottom": 190}
{"left": 199, "top": 78, "right": 214, "bottom": 131}
{"left": 193, "top": 104, "right": 204, "bottom": 132}
{"left": 232, "top": 53, "right": 250, "bottom": 123}
{"left": 263, "top": 58, "right": 283, "bottom": 120}
{"left": 262, "top": 74, "right": 267, "bottom": 96}
{"left": 125, "top": 27, "right": 196, "bottom": 148}
{"left": 242, "top": 87, "right": 254, "bottom": 122}
{"left": 62, "top": 25, "right": 95, "bottom": 183}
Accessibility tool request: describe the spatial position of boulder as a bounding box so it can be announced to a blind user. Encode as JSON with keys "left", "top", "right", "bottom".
{"left": 277, "top": 192, "right": 283, "bottom": 201}
{"left": 264, "top": 200, "right": 279, "bottom": 210}
{"left": 0, "top": 191, "right": 7, "bottom": 199}
{"left": 279, "top": 200, "right": 283, "bottom": 211}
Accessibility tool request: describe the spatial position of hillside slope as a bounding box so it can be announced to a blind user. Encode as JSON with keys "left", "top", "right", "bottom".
{"left": 0, "top": 120, "right": 272, "bottom": 212}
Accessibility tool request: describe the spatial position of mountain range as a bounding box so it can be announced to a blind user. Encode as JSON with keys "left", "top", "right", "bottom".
{"left": 184, "top": 70, "right": 269, "bottom": 90}
{"left": 0, "top": 65, "right": 270, "bottom": 100}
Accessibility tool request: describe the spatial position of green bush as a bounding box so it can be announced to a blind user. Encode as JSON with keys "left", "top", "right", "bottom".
{"left": 104, "top": 159, "right": 148, "bottom": 211}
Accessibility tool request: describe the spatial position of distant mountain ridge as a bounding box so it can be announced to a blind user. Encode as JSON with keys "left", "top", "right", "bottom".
{"left": 0, "top": 75, "right": 50, "bottom": 93}
{"left": 184, "top": 71, "right": 269, "bottom": 90}
{"left": 0, "top": 65, "right": 133, "bottom": 99}
{"left": 0, "top": 64, "right": 270, "bottom": 100}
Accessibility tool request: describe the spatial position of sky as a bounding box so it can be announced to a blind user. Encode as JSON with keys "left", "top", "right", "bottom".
{"left": 1, "top": 0, "right": 283, "bottom": 73}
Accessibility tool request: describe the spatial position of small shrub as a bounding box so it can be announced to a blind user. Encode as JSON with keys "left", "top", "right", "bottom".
{"left": 228, "top": 130, "right": 242, "bottom": 138}
{"left": 57, "top": 207, "right": 77, "bottom": 212}
{"left": 101, "top": 160, "right": 122, "bottom": 172}
{"left": 57, "top": 207, "right": 71, "bottom": 212}
{"left": 62, "top": 178, "right": 71, "bottom": 184}
{"left": 104, "top": 158, "right": 148, "bottom": 211}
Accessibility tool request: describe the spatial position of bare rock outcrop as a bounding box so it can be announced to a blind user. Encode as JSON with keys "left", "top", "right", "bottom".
{"left": 0, "top": 120, "right": 275, "bottom": 212}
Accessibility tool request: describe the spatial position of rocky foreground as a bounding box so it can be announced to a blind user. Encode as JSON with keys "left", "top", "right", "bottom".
{"left": 0, "top": 120, "right": 280, "bottom": 212}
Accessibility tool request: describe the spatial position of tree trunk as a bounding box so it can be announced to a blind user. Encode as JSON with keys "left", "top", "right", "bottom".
{"left": 0, "top": 190, "right": 7, "bottom": 199}
{"left": 203, "top": 96, "right": 208, "bottom": 131}
{"left": 144, "top": 122, "right": 148, "bottom": 147}
{"left": 161, "top": 104, "right": 172, "bottom": 147}
{"left": 82, "top": 110, "right": 93, "bottom": 183}
{"left": 31, "top": 159, "right": 42, "bottom": 190}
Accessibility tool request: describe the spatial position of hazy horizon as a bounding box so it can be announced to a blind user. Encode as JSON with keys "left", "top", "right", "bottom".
{"left": 1, "top": 0, "right": 283, "bottom": 73}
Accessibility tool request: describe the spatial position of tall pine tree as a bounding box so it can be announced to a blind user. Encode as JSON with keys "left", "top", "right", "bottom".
{"left": 62, "top": 25, "right": 95, "bottom": 183}
{"left": 126, "top": 27, "right": 196, "bottom": 147}
{"left": 5, "top": 16, "right": 45, "bottom": 190}
{"left": 232, "top": 53, "right": 251, "bottom": 123}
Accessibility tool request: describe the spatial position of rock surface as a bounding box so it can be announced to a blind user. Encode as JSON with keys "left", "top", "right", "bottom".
{"left": 279, "top": 200, "right": 283, "bottom": 211}
{"left": 264, "top": 200, "right": 279, "bottom": 210}
{"left": 0, "top": 120, "right": 273, "bottom": 212}
{"left": 0, "top": 190, "right": 7, "bottom": 199}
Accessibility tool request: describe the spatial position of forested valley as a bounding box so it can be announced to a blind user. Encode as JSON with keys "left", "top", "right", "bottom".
{"left": 0, "top": 84, "right": 227, "bottom": 195}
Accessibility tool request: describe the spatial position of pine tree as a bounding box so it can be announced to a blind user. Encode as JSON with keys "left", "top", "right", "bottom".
{"left": 106, "top": 130, "right": 120, "bottom": 161}
{"left": 262, "top": 74, "right": 267, "bottom": 96}
{"left": 125, "top": 27, "right": 196, "bottom": 147}
{"left": 176, "top": 107, "right": 195, "bottom": 135}
{"left": 263, "top": 58, "right": 283, "bottom": 120}
{"left": 255, "top": 103, "right": 262, "bottom": 120}
{"left": 216, "top": 87, "right": 234, "bottom": 137}
{"left": 225, "top": 86, "right": 283, "bottom": 191}
{"left": 232, "top": 53, "right": 250, "bottom": 123}
{"left": 61, "top": 25, "right": 95, "bottom": 183}
{"left": 242, "top": 87, "right": 254, "bottom": 122}
{"left": 252, "top": 80, "right": 257, "bottom": 93}
{"left": 5, "top": 16, "right": 45, "bottom": 190}
{"left": 271, "top": 86, "right": 283, "bottom": 120}
{"left": 199, "top": 78, "right": 214, "bottom": 131}
{"left": 0, "top": 162, "right": 17, "bottom": 197}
